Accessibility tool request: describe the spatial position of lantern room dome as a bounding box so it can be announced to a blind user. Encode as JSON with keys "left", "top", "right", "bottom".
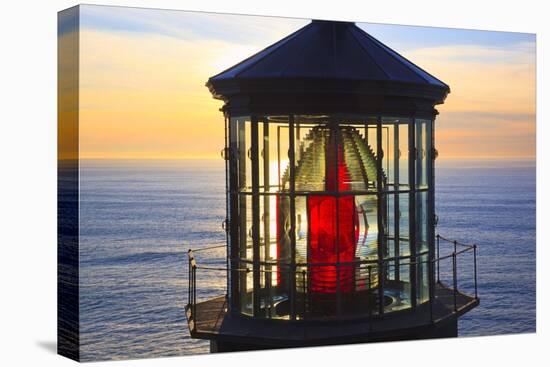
{"left": 207, "top": 20, "right": 450, "bottom": 115}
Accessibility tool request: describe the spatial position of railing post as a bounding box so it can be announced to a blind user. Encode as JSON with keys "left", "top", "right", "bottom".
{"left": 188, "top": 250, "right": 192, "bottom": 307}
{"left": 302, "top": 270, "right": 307, "bottom": 320}
{"left": 429, "top": 258, "right": 434, "bottom": 323}
{"left": 368, "top": 265, "right": 373, "bottom": 332}
{"left": 436, "top": 234, "right": 440, "bottom": 283}
{"left": 378, "top": 261, "right": 384, "bottom": 317}
{"left": 267, "top": 270, "right": 273, "bottom": 318}
{"left": 453, "top": 240, "right": 457, "bottom": 256}
{"left": 288, "top": 265, "right": 295, "bottom": 320}
{"left": 473, "top": 244, "right": 478, "bottom": 299}
{"left": 193, "top": 265, "right": 197, "bottom": 323}
{"left": 452, "top": 252, "right": 457, "bottom": 312}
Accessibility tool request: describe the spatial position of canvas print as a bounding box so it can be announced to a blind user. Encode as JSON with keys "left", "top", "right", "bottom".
{"left": 58, "top": 4, "right": 536, "bottom": 362}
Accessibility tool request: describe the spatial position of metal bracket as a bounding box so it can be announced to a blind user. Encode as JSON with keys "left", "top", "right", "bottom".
{"left": 432, "top": 147, "right": 439, "bottom": 160}
{"left": 220, "top": 147, "right": 230, "bottom": 160}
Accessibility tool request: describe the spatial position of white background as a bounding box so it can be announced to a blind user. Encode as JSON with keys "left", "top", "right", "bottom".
{"left": 0, "top": 0, "right": 546, "bottom": 365}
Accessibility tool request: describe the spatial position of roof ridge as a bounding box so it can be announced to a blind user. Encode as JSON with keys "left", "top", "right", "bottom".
{"left": 209, "top": 21, "right": 311, "bottom": 80}
{"left": 356, "top": 25, "right": 449, "bottom": 88}
{"left": 346, "top": 25, "right": 392, "bottom": 80}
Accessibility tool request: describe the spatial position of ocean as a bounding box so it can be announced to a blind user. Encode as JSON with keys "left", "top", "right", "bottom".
{"left": 77, "top": 159, "right": 536, "bottom": 361}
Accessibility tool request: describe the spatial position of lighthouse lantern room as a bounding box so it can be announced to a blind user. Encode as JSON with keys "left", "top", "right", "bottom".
{"left": 185, "top": 20, "right": 479, "bottom": 352}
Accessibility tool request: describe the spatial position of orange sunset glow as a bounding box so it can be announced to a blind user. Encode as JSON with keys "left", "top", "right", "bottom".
{"left": 61, "top": 6, "right": 535, "bottom": 160}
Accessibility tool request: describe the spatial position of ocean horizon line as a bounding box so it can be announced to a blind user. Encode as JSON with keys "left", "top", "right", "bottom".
{"left": 72, "top": 155, "right": 536, "bottom": 161}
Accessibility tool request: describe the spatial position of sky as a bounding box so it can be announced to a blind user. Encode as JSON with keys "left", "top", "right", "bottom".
{"left": 59, "top": 5, "right": 536, "bottom": 160}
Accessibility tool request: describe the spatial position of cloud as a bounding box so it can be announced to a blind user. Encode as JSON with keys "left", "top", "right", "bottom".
{"left": 74, "top": 8, "right": 536, "bottom": 160}
{"left": 78, "top": 22, "right": 308, "bottom": 159}
{"left": 402, "top": 43, "right": 536, "bottom": 118}
{"left": 393, "top": 42, "right": 536, "bottom": 158}
{"left": 405, "top": 43, "right": 536, "bottom": 113}
{"left": 435, "top": 111, "right": 535, "bottom": 158}
{"left": 358, "top": 22, "right": 535, "bottom": 52}
{"left": 80, "top": 5, "right": 308, "bottom": 46}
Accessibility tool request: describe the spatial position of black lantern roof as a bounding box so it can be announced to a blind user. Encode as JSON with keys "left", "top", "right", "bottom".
{"left": 207, "top": 20, "right": 450, "bottom": 116}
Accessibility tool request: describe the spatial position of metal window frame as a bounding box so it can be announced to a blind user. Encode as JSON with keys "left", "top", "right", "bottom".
{"left": 393, "top": 123, "right": 400, "bottom": 281}
{"left": 409, "top": 117, "right": 417, "bottom": 309}
{"left": 376, "top": 116, "right": 385, "bottom": 316}
{"left": 427, "top": 117, "right": 436, "bottom": 320}
{"left": 238, "top": 118, "right": 250, "bottom": 314}
{"left": 224, "top": 115, "right": 230, "bottom": 308}
{"left": 262, "top": 117, "right": 273, "bottom": 313}
{"left": 288, "top": 114, "right": 297, "bottom": 320}
{"left": 228, "top": 116, "right": 244, "bottom": 314}
{"left": 251, "top": 116, "right": 261, "bottom": 316}
{"left": 227, "top": 113, "right": 436, "bottom": 319}
{"left": 415, "top": 120, "right": 424, "bottom": 304}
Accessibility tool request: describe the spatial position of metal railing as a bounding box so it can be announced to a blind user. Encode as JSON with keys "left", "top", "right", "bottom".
{"left": 436, "top": 234, "right": 478, "bottom": 304}
{"left": 186, "top": 235, "right": 478, "bottom": 328}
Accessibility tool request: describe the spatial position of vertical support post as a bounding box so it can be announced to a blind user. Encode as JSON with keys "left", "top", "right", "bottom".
{"left": 237, "top": 119, "right": 247, "bottom": 314}
{"left": 263, "top": 119, "right": 271, "bottom": 314}
{"left": 368, "top": 265, "right": 373, "bottom": 332}
{"left": 228, "top": 116, "right": 240, "bottom": 314}
{"left": 333, "top": 121, "right": 342, "bottom": 317}
{"left": 429, "top": 258, "right": 434, "bottom": 322}
{"left": 251, "top": 117, "right": 261, "bottom": 317}
{"left": 453, "top": 241, "right": 458, "bottom": 310}
{"left": 302, "top": 270, "right": 307, "bottom": 319}
{"left": 386, "top": 127, "right": 390, "bottom": 183}
{"left": 409, "top": 117, "right": 417, "bottom": 309}
{"left": 288, "top": 115, "right": 297, "bottom": 320}
{"left": 192, "top": 263, "right": 197, "bottom": 325}
{"left": 224, "top": 116, "right": 230, "bottom": 299}
{"left": 277, "top": 126, "right": 281, "bottom": 189}
{"left": 275, "top": 123, "right": 282, "bottom": 316}
{"left": 188, "top": 250, "right": 192, "bottom": 307}
{"left": 267, "top": 270, "right": 273, "bottom": 318}
{"left": 376, "top": 116, "right": 385, "bottom": 317}
{"left": 426, "top": 118, "right": 436, "bottom": 316}
{"left": 394, "top": 123, "right": 400, "bottom": 281}
{"left": 474, "top": 245, "right": 478, "bottom": 299}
